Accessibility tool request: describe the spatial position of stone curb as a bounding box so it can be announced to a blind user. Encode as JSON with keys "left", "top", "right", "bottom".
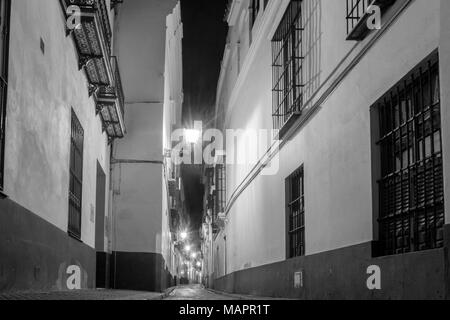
{"left": 153, "top": 286, "right": 177, "bottom": 300}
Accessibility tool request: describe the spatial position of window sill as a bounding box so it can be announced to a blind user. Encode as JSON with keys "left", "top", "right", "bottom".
{"left": 278, "top": 112, "right": 302, "bottom": 140}
{"left": 346, "top": 12, "right": 373, "bottom": 41}
{"left": 346, "top": 0, "right": 396, "bottom": 41}
{"left": 0, "top": 188, "right": 8, "bottom": 199}
{"left": 68, "top": 232, "right": 83, "bottom": 243}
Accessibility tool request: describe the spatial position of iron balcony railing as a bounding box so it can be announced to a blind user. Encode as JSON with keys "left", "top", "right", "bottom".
{"left": 61, "top": 0, "right": 114, "bottom": 86}
{"left": 61, "top": 0, "right": 126, "bottom": 141}
{"left": 111, "top": 56, "right": 125, "bottom": 118}
{"left": 96, "top": 56, "right": 126, "bottom": 139}
{"left": 64, "top": 0, "right": 112, "bottom": 56}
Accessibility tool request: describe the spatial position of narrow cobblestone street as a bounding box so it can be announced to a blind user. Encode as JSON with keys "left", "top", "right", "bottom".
{"left": 1, "top": 0, "right": 449, "bottom": 303}
{"left": 0, "top": 285, "right": 249, "bottom": 300}
{"left": 164, "top": 285, "right": 238, "bottom": 300}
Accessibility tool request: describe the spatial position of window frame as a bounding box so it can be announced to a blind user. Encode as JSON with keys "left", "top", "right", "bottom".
{"left": 286, "top": 165, "right": 305, "bottom": 259}
{"left": 68, "top": 109, "right": 84, "bottom": 240}
{"left": 271, "top": 0, "right": 304, "bottom": 136}
{"left": 374, "top": 51, "right": 444, "bottom": 256}
{"left": 0, "top": 0, "right": 11, "bottom": 192}
{"left": 215, "top": 163, "right": 226, "bottom": 216}
{"left": 249, "top": 0, "right": 261, "bottom": 30}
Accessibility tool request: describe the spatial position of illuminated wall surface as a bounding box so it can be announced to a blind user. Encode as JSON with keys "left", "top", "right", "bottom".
{"left": 110, "top": 0, "right": 178, "bottom": 291}
{"left": 211, "top": 0, "right": 450, "bottom": 299}
{"left": 0, "top": 0, "right": 178, "bottom": 293}
{"left": 0, "top": 0, "right": 114, "bottom": 291}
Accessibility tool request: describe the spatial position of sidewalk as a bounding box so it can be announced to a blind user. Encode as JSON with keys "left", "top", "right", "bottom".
{"left": 0, "top": 289, "right": 166, "bottom": 301}
{"left": 206, "top": 288, "right": 293, "bottom": 300}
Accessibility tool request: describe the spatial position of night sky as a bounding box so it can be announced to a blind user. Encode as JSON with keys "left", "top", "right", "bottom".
{"left": 180, "top": 0, "right": 228, "bottom": 240}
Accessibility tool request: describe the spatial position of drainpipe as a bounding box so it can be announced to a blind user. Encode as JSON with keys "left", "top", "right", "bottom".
{"left": 111, "top": 159, "right": 164, "bottom": 165}
{"left": 224, "top": 235, "right": 227, "bottom": 276}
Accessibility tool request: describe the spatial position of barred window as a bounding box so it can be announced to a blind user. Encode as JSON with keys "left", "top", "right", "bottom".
{"left": 69, "top": 110, "right": 84, "bottom": 239}
{"left": 215, "top": 164, "right": 226, "bottom": 215}
{"left": 287, "top": 166, "right": 305, "bottom": 258}
{"left": 376, "top": 53, "right": 444, "bottom": 256}
{"left": 206, "top": 167, "right": 215, "bottom": 211}
{"left": 346, "top": 0, "right": 396, "bottom": 41}
{"left": 0, "top": 0, "right": 11, "bottom": 191}
{"left": 250, "top": 0, "right": 260, "bottom": 29}
{"left": 272, "top": 0, "right": 304, "bottom": 133}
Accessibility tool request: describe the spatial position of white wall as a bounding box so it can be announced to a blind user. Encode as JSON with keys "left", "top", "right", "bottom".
{"left": 112, "top": 0, "right": 177, "bottom": 256}
{"left": 162, "top": 1, "right": 183, "bottom": 275}
{"left": 217, "top": 0, "right": 443, "bottom": 275}
{"left": 5, "top": 0, "right": 111, "bottom": 248}
{"left": 112, "top": 102, "right": 164, "bottom": 253}
{"left": 115, "top": 0, "right": 177, "bottom": 103}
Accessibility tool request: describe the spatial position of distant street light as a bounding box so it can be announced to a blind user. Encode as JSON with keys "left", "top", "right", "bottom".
{"left": 180, "top": 231, "right": 188, "bottom": 240}
{"left": 196, "top": 261, "right": 201, "bottom": 268}
{"left": 184, "top": 244, "right": 191, "bottom": 252}
{"left": 191, "top": 252, "right": 197, "bottom": 259}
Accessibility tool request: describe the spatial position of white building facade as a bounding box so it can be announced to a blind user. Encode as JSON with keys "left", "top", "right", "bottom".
{"left": 109, "top": 0, "right": 178, "bottom": 292}
{"left": 0, "top": 0, "right": 125, "bottom": 292}
{"left": 211, "top": 0, "right": 450, "bottom": 299}
{"left": 162, "top": 1, "right": 185, "bottom": 284}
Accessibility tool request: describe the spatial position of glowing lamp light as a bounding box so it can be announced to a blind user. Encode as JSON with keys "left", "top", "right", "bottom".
{"left": 191, "top": 252, "right": 197, "bottom": 259}
{"left": 180, "top": 231, "right": 188, "bottom": 240}
{"left": 196, "top": 261, "right": 201, "bottom": 268}
{"left": 184, "top": 129, "right": 201, "bottom": 144}
{"left": 184, "top": 245, "right": 191, "bottom": 252}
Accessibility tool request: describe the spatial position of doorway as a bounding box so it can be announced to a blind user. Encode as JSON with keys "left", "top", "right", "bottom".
{"left": 95, "top": 161, "right": 109, "bottom": 288}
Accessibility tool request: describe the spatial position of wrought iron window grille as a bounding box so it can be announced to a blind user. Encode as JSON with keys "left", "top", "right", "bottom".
{"left": 287, "top": 165, "right": 305, "bottom": 259}
{"left": 375, "top": 52, "right": 444, "bottom": 256}
{"left": 68, "top": 110, "right": 84, "bottom": 240}
{"left": 271, "top": 0, "right": 304, "bottom": 136}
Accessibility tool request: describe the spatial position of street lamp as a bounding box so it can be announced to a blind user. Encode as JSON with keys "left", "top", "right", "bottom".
{"left": 191, "top": 252, "right": 197, "bottom": 259}
{"left": 184, "top": 128, "right": 201, "bottom": 144}
{"left": 184, "top": 244, "right": 191, "bottom": 252}
{"left": 196, "top": 261, "right": 201, "bottom": 268}
{"left": 180, "top": 231, "right": 188, "bottom": 241}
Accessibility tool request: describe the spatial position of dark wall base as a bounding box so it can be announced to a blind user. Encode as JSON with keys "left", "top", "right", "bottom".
{"left": 96, "top": 252, "right": 111, "bottom": 289}
{"left": 214, "top": 241, "right": 449, "bottom": 300}
{"left": 0, "top": 197, "right": 96, "bottom": 293}
{"left": 110, "top": 251, "right": 174, "bottom": 292}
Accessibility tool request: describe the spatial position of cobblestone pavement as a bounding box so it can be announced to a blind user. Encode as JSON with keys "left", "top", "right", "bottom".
{"left": 164, "top": 285, "right": 293, "bottom": 300}
{"left": 0, "top": 289, "right": 164, "bottom": 300}
{"left": 164, "top": 285, "right": 239, "bottom": 300}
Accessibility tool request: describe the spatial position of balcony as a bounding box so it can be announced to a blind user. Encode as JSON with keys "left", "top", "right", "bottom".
{"left": 60, "top": 0, "right": 126, "bottom": 141}
{"left": 95, "top": 57, "right": 126, "bottom": 139}
{"left": 168, "top": 178, "right": 177, "bottom": 197}
{"left": 61, "top": 0, "right": 112, "bottom": 85}
{"left": 346, "top": 0, "right": 396, "bottom": 41}
{"left": 170, "top": 208, "right": 179, "bottom": 233}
